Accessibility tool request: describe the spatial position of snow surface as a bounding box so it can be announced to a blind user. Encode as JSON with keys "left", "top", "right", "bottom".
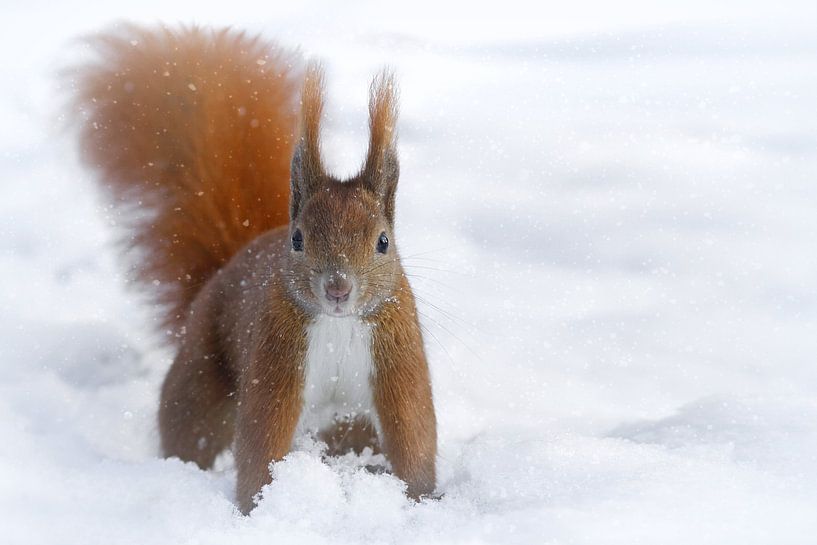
{"left": 2, "top": 1, "right": 817, "bottom": 543}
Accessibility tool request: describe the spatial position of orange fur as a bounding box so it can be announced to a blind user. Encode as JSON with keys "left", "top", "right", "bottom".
{"left": 363, "top": 70, "right": 399, "bottom": 179}
{"left": 290, "top": 61, "right": 326, "bottom": 218}
{"left": 73, "top": 24, "right": 300, "bottom": 335}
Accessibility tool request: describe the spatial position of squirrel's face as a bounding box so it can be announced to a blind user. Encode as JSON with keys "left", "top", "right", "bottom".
{"left": 286, "top": 63, "right": 401, "bottom": 317}
{"left": 287, "top": 180, "right": 400, "bottom": 317}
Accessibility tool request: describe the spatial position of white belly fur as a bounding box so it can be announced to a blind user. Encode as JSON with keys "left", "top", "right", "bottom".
{"left": 297, "top": 314, "right": 379, "bottom": 438}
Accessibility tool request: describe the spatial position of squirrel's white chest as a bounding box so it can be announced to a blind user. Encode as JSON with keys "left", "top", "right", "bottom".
{"left": 297, "top": 315, "right": 377, "bottom": 436}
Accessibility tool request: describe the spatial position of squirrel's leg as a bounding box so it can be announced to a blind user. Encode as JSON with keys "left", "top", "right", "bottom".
{"left": 158, "top": 337, "right": 237, "bottom": 469}
{"left": 371, "top": 306, "right": 437, "bottom": 499}
{"left": 233, "top": 355, "right": 303, "bottom": 514}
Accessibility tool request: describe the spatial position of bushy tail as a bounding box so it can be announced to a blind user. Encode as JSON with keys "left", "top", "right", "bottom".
{"left": 72, "top": 24, "right": 300, "bottom": 338}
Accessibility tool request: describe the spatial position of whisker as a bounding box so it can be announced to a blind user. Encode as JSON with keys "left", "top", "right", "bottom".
{"left": 417, "top": 319, "right": 455, "bottom": 367}
{"left": 401, "top": 264, "right": 470, "bottom": 277}
{"left": 415, "top": 309, "right": 484, "bottom": 364}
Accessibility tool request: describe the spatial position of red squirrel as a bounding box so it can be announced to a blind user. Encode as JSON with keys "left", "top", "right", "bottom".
{"left": 73, "top": 25, "right": 437, "bottom": 513}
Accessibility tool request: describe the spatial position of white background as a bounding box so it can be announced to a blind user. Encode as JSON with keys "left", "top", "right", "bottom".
{"left": 1, "top": 1, "right": 816, "bottom": 543}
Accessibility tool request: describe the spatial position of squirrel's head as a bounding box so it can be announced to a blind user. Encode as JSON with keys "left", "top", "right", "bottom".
{"left": 286, "top": 63, "right": 402, "bottom": 318}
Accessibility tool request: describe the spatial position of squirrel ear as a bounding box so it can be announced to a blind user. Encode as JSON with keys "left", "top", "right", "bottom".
{"left": 290, "top": 61, "right": 326, "bottom": 220}
{"left": 361, "top": 69, "right": 400, "bottom": 224}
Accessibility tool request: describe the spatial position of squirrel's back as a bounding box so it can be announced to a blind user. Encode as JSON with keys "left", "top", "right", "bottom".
{"left": 73, "top": 25, "right": 300, "bottom": 337}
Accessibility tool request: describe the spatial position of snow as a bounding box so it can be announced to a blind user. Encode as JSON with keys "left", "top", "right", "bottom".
{"left": 2, "top": 1, "right": 817, "bottom": 543}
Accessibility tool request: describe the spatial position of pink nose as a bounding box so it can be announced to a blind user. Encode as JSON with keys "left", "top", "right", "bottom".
{"left": 325, "top": 278, "right": 352, "bottom": 303}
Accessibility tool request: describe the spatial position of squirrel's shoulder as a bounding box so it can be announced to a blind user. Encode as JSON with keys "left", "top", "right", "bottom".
{"left": 210, "top": 224, "right": 292, "bottom": 305}
{"left": 226, "top": 225, "right": 291, "bottom": 272}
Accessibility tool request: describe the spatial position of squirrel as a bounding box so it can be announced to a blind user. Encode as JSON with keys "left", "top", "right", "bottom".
{"left": 72, "top": 24, "right": 437, "bottom": 513}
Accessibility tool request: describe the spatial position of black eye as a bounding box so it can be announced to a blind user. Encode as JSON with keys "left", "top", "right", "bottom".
{"left": 376, "top": 232, "right": 389, "bottom": 254}
{"left": 291, "top": 228, "right": 304, "bottom": 251}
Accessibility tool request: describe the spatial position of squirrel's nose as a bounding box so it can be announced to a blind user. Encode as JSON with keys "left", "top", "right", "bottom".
{"left": 324, "top": 276, "right": 352, "bottom": 303}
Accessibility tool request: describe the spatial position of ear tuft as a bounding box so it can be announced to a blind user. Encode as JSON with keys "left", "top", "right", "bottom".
{"left": 362, "top": 69, "right": 400, "bottom": 223}
{"left": 290, "top": 60, "right": 326, "bottom": 219}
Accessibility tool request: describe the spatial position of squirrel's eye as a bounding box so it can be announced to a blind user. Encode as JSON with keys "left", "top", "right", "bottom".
{"left": 376, "top": 232, "right": 389, "bottom": 254}
{"left": 291, "top": 228, "right": 304, "bottom": 251}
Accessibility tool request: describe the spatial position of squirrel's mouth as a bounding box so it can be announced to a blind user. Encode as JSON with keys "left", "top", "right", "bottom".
{"left": 313, "top": 271, "right": 360, "bottom": 317}
{"left": 327, "top": 303, "right": 355, "bottom": 317}
{"left": 317, "top": 290, "right": 362, "bottom": 317}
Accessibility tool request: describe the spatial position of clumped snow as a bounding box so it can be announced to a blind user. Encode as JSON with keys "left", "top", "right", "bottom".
{"left": 1, "top": 1, "right": 817, "bottom": 544}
